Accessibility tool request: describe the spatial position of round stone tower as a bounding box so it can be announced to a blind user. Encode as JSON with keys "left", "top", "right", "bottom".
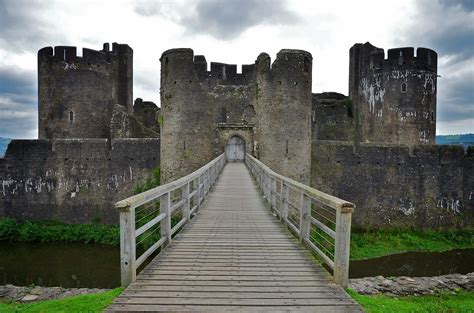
{"left": 349, "top": 42, "right": 437, "bottom": 145}
{"left": 159, "top": 49, "right": 215, "bottom": 183}
{"left": 255, "top": 49, "right": 313, "bottom": 184}
{"left": 38, "top": 43, "right": 133, "bottom": 139}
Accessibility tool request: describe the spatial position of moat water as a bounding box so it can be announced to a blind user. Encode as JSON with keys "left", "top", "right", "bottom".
{"left": 0, "top": 242, "right": 473, "bottom": 288}
{"left": 349, "top": 248, "right": 474, "bottom": 278}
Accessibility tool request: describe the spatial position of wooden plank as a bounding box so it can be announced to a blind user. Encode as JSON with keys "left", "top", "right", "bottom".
{"left": 111, "top": 297, "right": 358, "bottom": 305}
{"left": 131, "top": 280, "right": 334, "bottom": 287}
{"left": 125, "top": 285, "right": 340, "bottom": 293}
{"left": 107, "top": 304, "right": 363, "bottom": 312}
{"left": 138, "top": 275, "right": 329, "bottom": 281}
{"left": 119, "top": 291, "right": 351, "bottom": 299}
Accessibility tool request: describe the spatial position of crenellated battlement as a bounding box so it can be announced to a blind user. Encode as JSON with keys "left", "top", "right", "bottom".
{"left": 161, "top": 48, "right": 311, "bottom": 87}
{"left": 38, "top": 42, "right": 132, "bottom": 68}
{"left": 351, "top": 42, "right": 437, "bottom": 75}
{"left": 38, "top": 42, "right": 133, "bottom": 139}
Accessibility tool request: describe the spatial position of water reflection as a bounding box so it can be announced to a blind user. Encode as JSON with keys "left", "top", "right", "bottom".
{"left": 0, "top": 242, "right": 120, "bottom": 288}
{"left": 350, "top": 249, "right": 474, "bottom": 278}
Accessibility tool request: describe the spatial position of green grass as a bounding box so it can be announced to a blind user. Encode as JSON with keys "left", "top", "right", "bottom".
{"left": 0, "top": 288, "right": 123, "bottom": 312}
{"left": 347, "top": 289, "right": 474, "bottom": 313}
{"left": 0, "top": 218, "right": 119, "bottom": 245}
{"left": 350, "top": 228, "right": 474, "bottom": 260}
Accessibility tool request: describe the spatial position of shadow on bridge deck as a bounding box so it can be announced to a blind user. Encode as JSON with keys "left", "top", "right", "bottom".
{"left": 108, "top": 163, "right": 362, "bottom": 312}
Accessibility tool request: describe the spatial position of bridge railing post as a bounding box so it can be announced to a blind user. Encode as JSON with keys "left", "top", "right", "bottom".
{"left": 198, "top": 176, "right": 203, "bottom": 207}
{"left": 334, "top": 207, "right": 352, "bottom": 288}
{"left": 118, "top": 204, "right": 136, "bottom": 287}
{"left": 183, "top": 182, "right": 191, "bottom": 222}
{"left": 281, "top": 183, "right": 289, "bottom": 223}
{"left": 299, "top": 193, "right": 311, "bottom": 243}
{"left": 160, "top": 192, "right": 172, "bottom": 247}
{"left": 205, "top": 168, "right": 210, "bottom": 195}
{"left": 271, "top": 177, "right": 277, "bottom": 213}
{"left": 264, "top": 173, "right": 270, "bottom": 200}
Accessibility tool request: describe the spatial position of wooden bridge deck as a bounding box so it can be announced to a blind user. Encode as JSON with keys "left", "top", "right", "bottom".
{"left": 108, "top": 163, "right": 362, "bottom": 312}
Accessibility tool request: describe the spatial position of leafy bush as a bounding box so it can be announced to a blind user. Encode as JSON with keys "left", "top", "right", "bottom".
{"left": 0, "top": 218, "right": 119, "bottom": 245}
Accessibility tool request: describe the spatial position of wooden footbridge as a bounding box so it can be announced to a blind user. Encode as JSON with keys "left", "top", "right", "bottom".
{"left": 108, "top": 154, "right": 362, "bottom": 312}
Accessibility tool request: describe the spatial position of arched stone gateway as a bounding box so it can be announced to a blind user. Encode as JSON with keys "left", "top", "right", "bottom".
{"left": 225, "top": 135, "right": 245, "bottom": 162}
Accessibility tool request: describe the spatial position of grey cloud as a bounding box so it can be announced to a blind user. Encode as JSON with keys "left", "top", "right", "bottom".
{"left": 400, "top": 0, "right": 474, "bottom": 57}
{"left": 0, "top": 92, "right": 37, "bottom": 139}
{"left": 134, "top": 0, "right": 164, "bottom": 16}
{"left": 397, "top": 0, "right": 474, "bottom": 128}
{"left": 0, "top": 0, "right": 63, "bottom": 50}
{"left": 437, "top": 64, "right": 474, "bottom": 122}
{"left": 0, "top": 62, "right": 38, "bottom": 138}
{"left": 135, "top": 0, "right": 299, "bottom": 40}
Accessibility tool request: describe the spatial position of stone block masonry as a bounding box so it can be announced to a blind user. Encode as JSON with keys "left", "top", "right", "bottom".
{"left": 38, "top": 43, "right": 133, "bottom": 140}
{"left": 311, "top": 141, "right": 474, "bottom": 228}
{"left": 0, "top": 138, "right": 160, "bottom": 224}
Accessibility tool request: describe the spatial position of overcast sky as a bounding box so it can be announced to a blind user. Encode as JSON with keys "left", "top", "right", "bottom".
{"left": 0, "top": 0, "right": 472, "bottom": 138}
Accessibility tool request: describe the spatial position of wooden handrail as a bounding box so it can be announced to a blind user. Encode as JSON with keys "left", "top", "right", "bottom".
{"left": 245, "top": 153, "right": 354, "bottom": 287}
{"left": 116, "top": 153, "right": 226, "bottom": 287}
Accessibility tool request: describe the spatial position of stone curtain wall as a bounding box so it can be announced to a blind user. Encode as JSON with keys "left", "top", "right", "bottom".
{"left": 311, "top": 141, "right": 474, "bottom": 228}
{"left": 0, "top": 139, "right": 160, "bottom": 224}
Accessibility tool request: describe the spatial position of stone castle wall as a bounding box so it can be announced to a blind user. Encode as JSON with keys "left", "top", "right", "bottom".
{"left": 0, "top": 139, "right": 160, "bottom": 223}
{"left": 311, "top": 141, "right": 474, "bottom": 228}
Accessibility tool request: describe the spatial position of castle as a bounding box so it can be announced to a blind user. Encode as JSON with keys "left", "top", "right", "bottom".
{"left": 0, "top": 42, "right": 472, "bottom": 227}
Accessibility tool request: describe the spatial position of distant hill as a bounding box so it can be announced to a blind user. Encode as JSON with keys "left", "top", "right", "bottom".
{"left": 436, "top": 134, "right": 474, "bottom": 148}
{"left": 0, "top": 137, "right": 11, "bottom": 158}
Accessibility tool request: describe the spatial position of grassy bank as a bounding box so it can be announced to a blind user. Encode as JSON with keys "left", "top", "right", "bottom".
{"left": 347, "top": 289, "right": 474, "bottom": 312}
{"left": 0, "top": 218, "right": 119, "bottom": 245}
{"left": 0, "top": 288, "right": 123, "bottom": 312}
{"left": 350, "top": 228, "right": 474, "bottom": 260}
{"left": 2, "top": 217, "right": 473, "bottom": 259}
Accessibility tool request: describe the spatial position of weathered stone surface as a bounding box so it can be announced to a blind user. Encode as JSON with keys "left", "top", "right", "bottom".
{"left": 349, "top": 42, "right": 437, "bottom": 145}
{"left": 0, "top": 138, "right": 160, "bottom": 223}
{"left": 0, "top": 284, "right": 108, "bottom": 302}
{"left": 312, "top": 141, "right": 474, "bottom": 227}
{"left": 160, "top": 48, "right": 312, "bottom": 184}
{"left": 312, "top": 92, "right": 354, "bottom": 142}
{"left": 38, "top": 43, "right": 133, "bottom": 140}
{"left": 349, "top": 273, "right": 474, "bottom": 296}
